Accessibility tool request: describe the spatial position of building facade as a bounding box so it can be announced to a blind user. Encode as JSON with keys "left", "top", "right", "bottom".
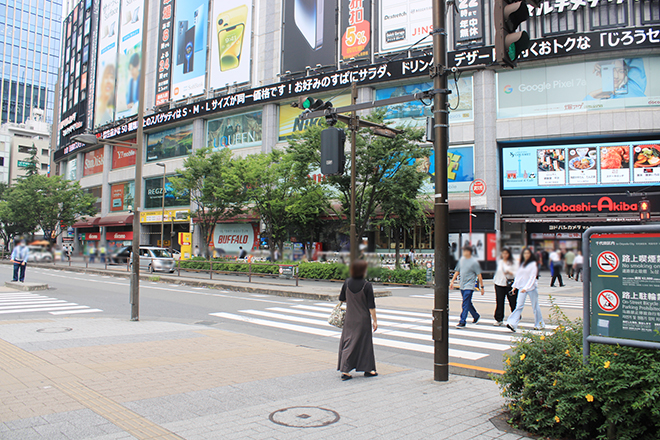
{"left": 0, "top": 0, "right": 63, "bottom": 124}
{"left": 0, "top": 108, "right": 51, "bottom": 183}
{"left": 52, "top": 0, "right": 660, "bottom": 263}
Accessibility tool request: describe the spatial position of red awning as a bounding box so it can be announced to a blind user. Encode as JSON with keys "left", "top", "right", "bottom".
{"left": 72, "top": 217, "right": 101, "bottom": 228}
{"left": 98, "top": 213, "right": 134, "bottom": 227}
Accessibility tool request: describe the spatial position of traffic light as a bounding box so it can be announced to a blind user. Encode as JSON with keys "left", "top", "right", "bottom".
{"left": 293, "top": 96, "right": 333, "bottom": 112}
{"left": 320, "top": 127, "right": 346, "bottom": 176}
{"left": 639, "top": 199, "right": 651, "bottom": 221}
{"left": 494, "top": 0, "right": 541, "bottom": 67}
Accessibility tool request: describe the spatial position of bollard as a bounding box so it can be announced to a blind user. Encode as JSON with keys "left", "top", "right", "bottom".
{"left": 249, "top": 261, "right": 252, "bottom": 283}
{"left": 177, "top": 259, "right": 180, "bottom": 277}
{"left": 85, "top": 257, "right": 88, "bottom": 269}
{"left": 295, "top": 266, "right": 299, "bottom": 287}
{"left": 210, "top": 261, "right": 213, "bottom": 280}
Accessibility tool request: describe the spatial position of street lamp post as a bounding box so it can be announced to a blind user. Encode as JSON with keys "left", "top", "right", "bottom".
{"left": 156, "top": 162, "right": 166, "bottom": 248}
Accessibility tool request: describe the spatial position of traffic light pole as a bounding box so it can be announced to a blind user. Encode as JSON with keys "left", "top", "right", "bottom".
{"left": 431, "top": 0, "right": 450, "bottom": 382}
{"left": 350, "top": 83, "right": 359, "bottom": 263}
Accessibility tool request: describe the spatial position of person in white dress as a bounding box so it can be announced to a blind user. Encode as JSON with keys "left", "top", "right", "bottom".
{"left": 506, "top": 247, "right": 545, "bottom": 332}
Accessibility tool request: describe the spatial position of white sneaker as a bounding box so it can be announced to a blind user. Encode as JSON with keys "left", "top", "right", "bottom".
{"left": 494, "top": 321, "right": 503, "bottom": 326}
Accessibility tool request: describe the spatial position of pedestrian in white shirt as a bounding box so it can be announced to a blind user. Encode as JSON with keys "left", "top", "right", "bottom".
{"left": 573, "top": 251, "right": 584, "bottom": 282}
{"left": 506, "top": 247, "right": 545, "bottom": 332}
{"left": 492, "top": 248, "right": 518, "bottom": 326}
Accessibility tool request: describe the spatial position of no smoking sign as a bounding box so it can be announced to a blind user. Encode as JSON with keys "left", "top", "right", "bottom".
{"left": 597, "top": 290, "right": 620, "bottom": 312}
{"left": 597, "top": 251, "right": 619, "bottom": 273}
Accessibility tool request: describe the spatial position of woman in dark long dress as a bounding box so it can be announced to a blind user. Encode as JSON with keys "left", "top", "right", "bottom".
{"left": 337, "top": 260, "right": 378, "bottom": 381}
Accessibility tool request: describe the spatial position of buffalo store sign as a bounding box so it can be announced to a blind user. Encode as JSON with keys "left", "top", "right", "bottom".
{"left": 501, "top": 194, "right": 660, "bottom": 217}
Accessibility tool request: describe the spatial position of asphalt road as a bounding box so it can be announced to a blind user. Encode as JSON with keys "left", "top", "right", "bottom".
{"left": 0, "top": 264, "right": 584, "bottom": 373}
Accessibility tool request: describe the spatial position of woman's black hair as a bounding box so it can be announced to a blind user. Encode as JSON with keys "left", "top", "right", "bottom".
{"left": 520, "top": 246, "right": 537, "bottom": 267}
{"left": 501, "top": 247, "right": 513, "bottom": 263}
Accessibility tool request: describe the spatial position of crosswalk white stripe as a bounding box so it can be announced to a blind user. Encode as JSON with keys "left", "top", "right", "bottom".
{"left": 49, "top": 308, "right": 103, "bottom": 315}
{"left": 0, "top": 295, "right": 50, "bottom": 299}
{"left": 211, "top": 312, "right": 486, "bottom": 360}
{"left": 0, "top": 301, "right": 70, "bottom": 310}
{"left": 0, "top": 298, "right": 58, "bottom": 303}
{"left": 0, "top": 305, "right": 90, "bottom": 314}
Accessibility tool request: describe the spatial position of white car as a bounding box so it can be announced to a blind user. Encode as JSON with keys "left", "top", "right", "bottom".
{"left": 26, "top": 246, "right": 53, "bottom": 262}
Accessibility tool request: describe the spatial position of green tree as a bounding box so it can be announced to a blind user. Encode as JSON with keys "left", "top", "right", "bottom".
{"left": 242, "top": 150, "right": 331, "bottom": 260}
{"left": 6, "top": 175, "right": 97, "bottom": 241}
{"left": 169, "top": 147, "right": 248, "bottom": 258}
{"left": 287, "top": 113, "right": 429, "bottom": 248}
{"left": 23, "top": 144, "right": 40, "bottom": 177}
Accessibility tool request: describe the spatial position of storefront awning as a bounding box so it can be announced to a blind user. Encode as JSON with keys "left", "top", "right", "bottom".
{"left": 72, "top": 216, "right": 101, "bottom": 228}
{"left": 98, "top": 213, "right": 134, "bottom": 227}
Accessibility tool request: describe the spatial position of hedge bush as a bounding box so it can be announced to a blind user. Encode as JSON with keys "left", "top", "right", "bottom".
{"left": 494, "top": 307, "right": 660, "bottom": 440}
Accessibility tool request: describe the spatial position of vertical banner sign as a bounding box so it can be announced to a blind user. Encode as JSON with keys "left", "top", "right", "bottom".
{"left": 87, "top": 0, "right": 100, "bottom": 130}
{"left": 378, "top": 0, "right": 433, "bottom": 53}
{"left": 341, "top": 0, "right": 371, "bottom": 61}
{"left": 209, "top": 0, "right": 253, "bottom": 90}
{"left": 454, "top": 0, "right": 483, "bottom": 44}
{"left": 94, "top": 0, "right": 121, "bottom": 128}
{"left": 171, "top": 0, "right": 209, "bottom": 100}
{"left": 590, "top": 233, "right": 660, "bottom": 343}
{"left": 115, "top": 0, "right": 144, "bottom": 120}
{"left": 155, "top": 0, "right": 175, "bottom": 106}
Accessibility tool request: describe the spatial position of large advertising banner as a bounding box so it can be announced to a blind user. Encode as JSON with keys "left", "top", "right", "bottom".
{"left": 110, "top": 181, "right": 135, "bottom": 211}
{"left": 341, "top": 0, "right": 371, "bottom": 61}
{"left": 213, "top": 223, "right": 259, "bottom": 253}
{"left": 83, "top": 148, "right": 105, "bottom": 176}
{"left": 209, "top": 0, "right": 252, "bottom": 90}
{"left": 378, "top": 0, "right": 433, "bottom": 53}
{"left": 114, "top": 0, "right": 144, "bottom": 120}
{"left": 146, "top": 124, "right": 193, "bottom": 162}
{"left": 497, "top": 56, "right": 660, "bottom": 119}
{"left": 422, "top": 145, "right": 474, "bottom": 194}
{"left": 282, "top": 0, "right": 337, "bottom": 74}
{"left": 155, "top": 0, "right": 175, "bottom": 105}
{"left": 94, "top": 0, "right": 121, "bottom": 128}
{"left": 207, "top": 111, "right": 262, "bottom": 150}
{"left": 501, "top": 140, "right": 660, "bottom": 192}
{"left": 278, "top": 94, "right": 352, "bottom": 141}
{"left": 111, "top": 145, "right": 137, "bottom": 169}
{"left": 171, "top": 0, "right": 209, "bottom": 100}
{"left": 375, "top": 77, "right": 474, "bottom": 125}
{"left": 145, "top": 176, "right": 190, "bottom": 209}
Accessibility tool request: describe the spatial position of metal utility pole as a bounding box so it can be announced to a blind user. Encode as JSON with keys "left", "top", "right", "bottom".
{"left": 130, "top": 0, "right": 149, "bottom": 321}
{"left": 156, "top": 162, "right": 166, "bottom": 247}
{"left": 431, "top": 0, "right": 450, "bottom": 382}
{"left": 350, "top": 82, "right": 358, "bottom": 263}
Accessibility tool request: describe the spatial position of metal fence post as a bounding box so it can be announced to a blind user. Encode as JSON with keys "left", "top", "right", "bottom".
{"left": 249, "top": 261, "right": 252, "bottom": 283}
{"left": 177, "top": 259, "right": 180, "bottom": 277}
{"left": 295, "top": 265, "right": 299, "bottom": 287}
{"left": 210, "top": 261, "right": 213, "bottom": 280}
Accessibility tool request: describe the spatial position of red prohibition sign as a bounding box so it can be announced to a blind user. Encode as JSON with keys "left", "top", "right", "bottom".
{"left": 597, "top": 251, "right": 619, "bottom": 273}
{"left": 597, "top": 290, "right": 620, "bottom": 312}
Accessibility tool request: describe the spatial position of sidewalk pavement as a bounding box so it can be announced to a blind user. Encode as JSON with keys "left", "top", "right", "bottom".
{"left": 0, "top": 317, "right": 531, "bottom": 440}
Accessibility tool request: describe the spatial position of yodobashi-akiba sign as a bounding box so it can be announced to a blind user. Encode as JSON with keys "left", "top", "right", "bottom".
{"left": 212, "top": 223, "right": 259, "bottom": 253}
{"left": 501, "top": 194, "right": 660, "bottom": 216}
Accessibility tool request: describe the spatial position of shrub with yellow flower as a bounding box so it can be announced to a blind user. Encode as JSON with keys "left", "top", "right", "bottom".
{"left": 585, "top": 394, "right": 594, "bottom": 402}
{"left": 604, "top": 360, "right": 611, "bottom": 369}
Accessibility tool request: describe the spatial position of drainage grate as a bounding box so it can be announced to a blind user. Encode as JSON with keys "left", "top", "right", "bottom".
{"left": 269, "top": 406, "right": 340, "bottom": 428}
{"left": 37, "top": 327, "right": 73, "bottom": 333}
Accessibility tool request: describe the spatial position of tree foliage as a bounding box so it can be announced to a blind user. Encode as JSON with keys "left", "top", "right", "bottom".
{"left": 22, "top": 144, "right": 40, "bottom": 177}
{"left": 170, "top": 147, "right": 248, "bottom": 258}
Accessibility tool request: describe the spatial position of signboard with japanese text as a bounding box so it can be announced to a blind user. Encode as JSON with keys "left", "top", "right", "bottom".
{"left": 341, "top": 0, "right": 371, "bottom": 61}
{"left": 454, "top": 0, "right": 483, "bottom": 45}
{"left": 498, "top": 56, "right": 660, "bottom": 119}
{"left": 155, "top": 0, "right": 175, "bottom": 106}
{"left": 207, "top": 111, "right": 262, "bottom": 150}
{"left": 500, "top": 193, "right": 660, "bottom": 216}
{"left": 590, "top": 233, "right": 660, "bottom": 344}
{"left": 378, "top": 0, "right": 433, "bottom": 53}
{"left": 375, "top": 77, "right": 473, "bottom": 125}
{"left": 501, "top": 140, "right": 660, "bottom": 192}
{"left": 140, "top": 208, "right": 191, "bottom": 223}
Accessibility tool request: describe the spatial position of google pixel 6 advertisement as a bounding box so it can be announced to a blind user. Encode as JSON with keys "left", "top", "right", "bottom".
{"left": 282, "top": 0, "right": 337, "bottom": 74}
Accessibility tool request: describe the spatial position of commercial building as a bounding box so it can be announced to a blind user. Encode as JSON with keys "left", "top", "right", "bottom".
{"left": 0, "top": 0, "right": 63, "bottom": 124}
{"left": 0, "top": 108, "right": 51, "bottom": 183}
{"left": 52, "top": 0, "right": 660, "bottom": 263}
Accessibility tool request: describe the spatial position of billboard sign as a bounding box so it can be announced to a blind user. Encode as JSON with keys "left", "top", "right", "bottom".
{"left": 500, "top": 193, "right": 660, "bottom": 217}
{"left": 378, "top": 0, "right": 433, "bottom": 53}
{"left": 155, "top": 0, "right": 175, "bottom": 105}
{"left": 83, "top": 148, "right": 105, "bottom": 176}
{"left": 146, "top": 124, "right": 193, "bottom": 162}
{"left": 209, "top": 1, "right": 253, "bottom": 90}
{"left": 497, "top": 56, "right": 660, "bottom": 119}
{"left": 501, "top": 140, "right": 660, "bottom": 192}
{"left": 110, "top": 181, "right": 135, "bottom": 211}
{"left": 341, "top": 0, "right": 371, "bottom": 61}
{"left": 207, "top": 111, "right": 262, "bottom": 150}
{"left": 94, "top": 0, "right": 121, "bottom": 128}
{"left": 279, "top": 94, "right": 352, "bottom": 141}
{"left": 171, "top": 0, "right": 209, "bottom": 100}
{"left": 454, "top": 0, "right": 483, "bottom": 44}
{"left": 114, "top": 0, "right": 144, "bottom": 120}
{"left": 282, "top": 0, "right": 337, "bottom": 74}
{"left": 144, "top": 176, "right": 190, "bottom": 209}
{"left": 111, "top": 145, "right": 137, "bottom": 169}
{"left": 213, "top": 223, "right": 259, "bottom": 253}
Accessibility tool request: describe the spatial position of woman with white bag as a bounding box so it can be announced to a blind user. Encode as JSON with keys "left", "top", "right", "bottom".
{"left": 335, "top": 260, "right": 378, "bottom": 381}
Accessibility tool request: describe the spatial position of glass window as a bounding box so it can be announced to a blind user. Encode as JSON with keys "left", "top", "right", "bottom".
{"left": 591, "top": 0, "right": 628, "bottom": 29}
{"left": 144, "top": 176, "right": 190, "bottom": 209}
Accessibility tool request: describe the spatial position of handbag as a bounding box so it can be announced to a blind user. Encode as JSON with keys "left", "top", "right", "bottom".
{"left": 328, "top": 302, "right": 346, "bottom": 328}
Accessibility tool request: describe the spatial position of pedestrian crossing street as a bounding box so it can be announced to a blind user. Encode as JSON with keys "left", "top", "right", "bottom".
{"left": 211, "top": 303, "right": 556, "bottom": 362}
{"left": 410, "top": 291, "right": 583, "bottom": 309}
{"left": 0, "top": 290, "right": 103, "bottom": 315}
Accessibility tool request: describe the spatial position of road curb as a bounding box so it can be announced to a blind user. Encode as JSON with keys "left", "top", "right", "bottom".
{"left": 9, "top": 262, "right": 392, "bottom": 301}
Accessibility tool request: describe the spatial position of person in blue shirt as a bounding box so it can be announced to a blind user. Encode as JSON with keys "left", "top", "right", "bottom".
{"left": 10, "top": 240, "right": 29, "bottom": 282}
{"left": 126, "top": 53, "right": 141, "bottom": 109}
{"left": 585, "top": 58, "right": 646, "bottom": 100}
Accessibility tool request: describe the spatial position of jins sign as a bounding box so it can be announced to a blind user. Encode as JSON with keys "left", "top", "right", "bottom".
{"left": 502, "top": 194, "right": 659, "bottom": 217}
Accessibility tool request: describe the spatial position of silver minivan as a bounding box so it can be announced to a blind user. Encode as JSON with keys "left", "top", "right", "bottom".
{"left": 138, "top": 247, "right": 176, "bottom": 273}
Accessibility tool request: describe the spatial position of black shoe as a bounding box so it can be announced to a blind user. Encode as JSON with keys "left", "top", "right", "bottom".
{"left": 473, "top": 315, "right": 480, "bottom": 324}
{"left": 506, "top": 324, "right": 516, "bottom": 333}
{"left": 456, "top": 323, "right": 466, "bottom": 328}
{"left": 560, "top": 284, "right": 565, "bottom": 287}
{"left": 341, "top": 374, "right": 352, "bottom": 381}
{"left": 364, "top": 371, "right": 378, "bottom": 377}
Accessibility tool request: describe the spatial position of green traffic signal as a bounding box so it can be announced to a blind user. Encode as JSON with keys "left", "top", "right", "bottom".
{"left": 506, "top": 31, "right": 530, "bottom": 63}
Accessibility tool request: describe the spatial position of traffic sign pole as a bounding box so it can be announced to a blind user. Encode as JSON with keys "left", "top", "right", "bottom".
{"left": 468, "top": 180, "right": 487, "bottom": 244}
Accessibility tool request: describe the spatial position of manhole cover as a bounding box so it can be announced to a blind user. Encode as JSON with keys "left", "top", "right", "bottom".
{"left": 37, "top": 327, "right": 73, "bottom": 333}
{"left": 269, "top": 406, "right": 340, "bottom": 428}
